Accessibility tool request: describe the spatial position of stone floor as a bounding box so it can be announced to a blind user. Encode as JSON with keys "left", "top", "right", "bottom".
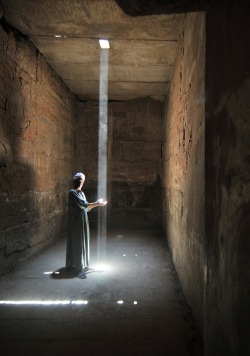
{"left": 0, "top": 228, "right": 203, "bottom": 356}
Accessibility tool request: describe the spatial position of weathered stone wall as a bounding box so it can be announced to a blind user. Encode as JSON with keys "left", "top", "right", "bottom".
{"left": 76, "top": 97, "right": 163, "bottom": 227}
{"left": 205, "top": 1, "right": 250, "bottom": 354}
{"left": 110, "top": 98, "right": 163, "bottom": 227}
{"left": 163, "top": 12, "right": 205, "bottom": 329}
{"left": 0, "top": 24, "right": 76, "bottom": 273}
{"left": 75, "top": 101, "right": 99, "bottom": 182}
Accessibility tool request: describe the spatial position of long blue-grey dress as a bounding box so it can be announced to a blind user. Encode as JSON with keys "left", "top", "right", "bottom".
{"left": 66, "top": 189, "right": 90, "bottom": 273}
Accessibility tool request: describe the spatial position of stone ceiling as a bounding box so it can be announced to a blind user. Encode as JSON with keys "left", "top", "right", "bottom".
{"left": 0, "top": 0, "right": 186, "bottom": 102}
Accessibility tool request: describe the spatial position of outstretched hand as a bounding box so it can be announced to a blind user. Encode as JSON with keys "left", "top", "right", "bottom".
{"left": 97, "top": 199, "right": 107, "bottom": 206}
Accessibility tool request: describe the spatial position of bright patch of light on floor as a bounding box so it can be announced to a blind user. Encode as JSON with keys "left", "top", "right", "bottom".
{"left": 0, "top": 300, "right": 88, "bottom": 305}
{"left": 117, "top": 300, "right": 124, "bottom": 304}
{"left": 135, "top": 254, "right": 138, "bottom": 257}
{"left": 43, "top": 271, "right": 60, "bottom": 275}
{"left": 123, "top": 254, "right": 126, "bottom": 257}
{"left": 71, "top": 300, "right": 88, "bottom": 305}
{"left": 0, "top": 300, "right": 70, "bottom": 305}
{"left": 94, "top": 264, "right": 111, "bottom": 272}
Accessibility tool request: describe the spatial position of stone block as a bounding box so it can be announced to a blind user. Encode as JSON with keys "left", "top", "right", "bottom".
{"left": 112, "top": 141, "right": 161, "bottom": 162}
{"left": 111, "top": 161, "right": 158, "bottom": 184}
{"left": 112, "top": 98, "right": 163, "bottom": 141}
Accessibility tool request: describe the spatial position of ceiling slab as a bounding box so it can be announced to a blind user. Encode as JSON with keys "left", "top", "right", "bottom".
{"left": 1, "top": 0, "right": 184, "bottom": 40}
{"left": 52, "top": 63, "right": 174, "bottom": 83}
{"left": 1, "top": 0, "right": 184, "bottom": 102}
{"left": 30, "top": 37, "right": 178, "bottom": 66}
{"left": 67, "top": 79, "right": 169, "bottom": 94}
{"left": 115, "top": 0, "right": 209, "bottom": 16}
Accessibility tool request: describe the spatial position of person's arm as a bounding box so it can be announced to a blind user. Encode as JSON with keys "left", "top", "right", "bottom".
{"left": 69, "top": 190, "right": 89, "bottom": 209}
{"left": 87, "top": 199, "right": 107, "bottom": 211}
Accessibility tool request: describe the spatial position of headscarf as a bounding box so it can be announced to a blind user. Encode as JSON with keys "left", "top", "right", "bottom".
{"left": 73, "top": 172, "right": 85, "bottom": 180}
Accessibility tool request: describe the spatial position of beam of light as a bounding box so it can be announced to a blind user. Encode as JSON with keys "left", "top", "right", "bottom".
{"left": 0, "top": 300, "right": 88, "bottom": 305}
{"left": 97, "top": 43, "right": 109, "bottom": 262}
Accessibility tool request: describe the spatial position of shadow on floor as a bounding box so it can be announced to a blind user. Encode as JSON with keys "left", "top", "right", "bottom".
{"left": 50, "top": 267, "right": 77, "bottom": 279}
{"left": 51, "top": 267, "right": 105, "bottom": 279}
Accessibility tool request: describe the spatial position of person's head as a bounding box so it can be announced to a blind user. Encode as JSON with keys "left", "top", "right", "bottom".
{"left": 73, "top": 172, "right": 85, "bottom": 190}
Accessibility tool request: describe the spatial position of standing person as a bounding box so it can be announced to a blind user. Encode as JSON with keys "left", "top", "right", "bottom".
{"left": 66, "top": 172, "right": 107, "bottom": 279}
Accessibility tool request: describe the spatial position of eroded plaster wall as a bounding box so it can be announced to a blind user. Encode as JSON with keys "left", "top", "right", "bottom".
{"left": 0, "top": 24, "right": 76, "bottom": 273}
{"left": 163, "top": 12, "right": 205, "bottom": 329}
{"left": 205, "top": 1, "right": 250, "bottom": 354}
{"left": 76, "top": 97, "right": 163, "bottom": 227}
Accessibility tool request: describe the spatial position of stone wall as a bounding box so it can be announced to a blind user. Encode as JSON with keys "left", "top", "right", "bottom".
{"left": 0, "top": 24, "right": 76, "bottom": 273}
{"left": 163, "top": 12, "right": 205, "bottom": 329}
{"left": 110, "top": 98, "right": 163, "bottom": 227}
{"left": 205, "top": 1, "right": 250, "bottom": 354}
{"left": 76, "top": 97, "right": 163, "bottom": 227}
